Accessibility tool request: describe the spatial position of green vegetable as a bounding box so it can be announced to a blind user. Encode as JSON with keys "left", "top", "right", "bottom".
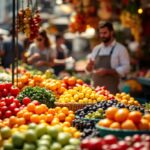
{"left": 17, "top": 86, "right": 56, "bottom": 108}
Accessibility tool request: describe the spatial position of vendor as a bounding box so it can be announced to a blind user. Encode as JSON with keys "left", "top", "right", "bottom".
{"left": 86, "top": 21, "right": 130, "bottom": 94}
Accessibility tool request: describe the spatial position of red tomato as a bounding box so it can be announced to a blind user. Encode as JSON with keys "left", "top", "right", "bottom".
{"left": 13, "top": 99, "right": 21, "bottom": 107}
{"left": 0, "top": 84, "right": 6, "bottom": 91}
{"left": 13, "top": 107, "right": 20, "bottom": 115}
{"left": 2, "top": 88, "right": 8, "bottom": 97}
{"left": 10, "top": 86, "right": 20, "bottom": 97}
{"left": 0, "top": 101, "right": 6, "bottom": 107}
{"left": 32, "top": 100, "right": 40, "bottom": 105}
{"left": 9, "top": 102, "right": 17, "bottom": 111}
{"left": 22, "top": 97, "right": 31, "bottom": 105}
{"left": 0, "top": 111, "right": 2, "bottom": 119}
{"left": 1, "top": 106, "right": 7, "bottom": 114}
{"left": 5, "top": 110, "right": 12, "bottom": 118}
{"left": 5, "top": 83, "right": 12, "bottom": 91}
{"left": 5, "top": 97, "right": 13, "bottom": 106}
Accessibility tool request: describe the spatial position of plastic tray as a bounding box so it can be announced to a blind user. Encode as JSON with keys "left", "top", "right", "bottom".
{"left": 96, "top": 124, "right": 150, "bottom": 139}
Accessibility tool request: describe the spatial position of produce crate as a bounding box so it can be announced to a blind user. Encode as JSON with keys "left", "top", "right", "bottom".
{"left": 55, "top": 102, "right": 94, "bottom": 112}
{"left": 96, "top": 124, "right": 150, "bottom": 139}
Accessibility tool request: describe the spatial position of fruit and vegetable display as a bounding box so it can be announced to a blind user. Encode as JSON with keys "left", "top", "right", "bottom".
{"left": 80, "top": 134, "right": 150, "bottom": 150}
{"left": 17, "top": 86, "right": 55, "bottom": 108}
{"left": 75, "top": 100, "right": 145, "bottom": 119}
{"left": 95, "top": 86, "right": 115, "bottom": 100}
{"left": 0, "top": 72, "right": 149, "bottom": 150}
{"left": 98, "top": 107, "right": 150, "bottom": 130}
{"left": 115, "top": 92, "right": 140, "bottom": 106}
{"left": 57, "top": 85, "right": 105, "bottom": 104}
{"left": 0, "top": 83, "right": 20, "bottom": 98}
{"left": 0, "top": 124, "right": 80, "bottom": 150}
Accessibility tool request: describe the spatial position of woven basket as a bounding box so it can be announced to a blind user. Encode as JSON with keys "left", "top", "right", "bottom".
{"left": 55, "top": 102, "right": 94, "bottom": 112}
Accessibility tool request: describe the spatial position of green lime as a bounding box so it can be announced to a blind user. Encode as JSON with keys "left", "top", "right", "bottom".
{"left": 57, "top": 132, "right": 71, "bottom": 146}
{"left": 3, "top": 142, "right": 13, "bottom": 150}
{"left": 69, "top": 138, "right": 80, "bottom": 146}
{"left": 23, "top": 143, "right": 36, "bottom": 150}
{"left": 62, "top": 145, "right": 77, "bottom": 150}
{"left": 47, "top": 126, "right": 59, "bottom": 139}
{"left": 0, "top": 126, "right": 11, "bottom": 139}
{"left": 12, "top": 132, "right": 25, "bottom": 148}
{"left": 25, "top": 129, "right": 37, "bottom": 142}
{"left": 40, "top": 134, "right": 52, "bottom": 142}
{"left": 28, "top": 123, "right": 37, "bottom": 129}
{"left": 50, "top": 142, "right": 62, "bottom": 150}
{"left": 37, "top": 146, "right": 49, "bottom": 150}
{"left": 37, "top": 139, "right": 51, "bottom": 147}
{"left": 35, "top": 124, "right": 47, "bottom": 138}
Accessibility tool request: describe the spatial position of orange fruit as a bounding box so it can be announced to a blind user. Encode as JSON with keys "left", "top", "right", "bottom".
{"left": 46, "top": 114, "right": 54, "bottom": 123}
{"left": 57, "top": 113, "right": 66, "bottom": 122}
{"left": 105, "top": 107, "right": 118, "bottom": 121}
{"left": 121, "top": 120, "right": 137, "bottom": 130}
{"left": 138, "top": 119, "right": 149, "bottom": 130}
{"left": 68, "top": 114, "right": 75, "bottom": 120}
{"left": 17, "top": 117, "right": 26, "bottom": 125}
{"left": 65, "top": 116, "right": 72, "bottom": 123}
{"left": 109, "top": 122, "right": 121, "bottom": 129}
{"left": 40, "top": 114, "right": 47, "bottom": 121}
{"left": 61, "top": 107, "right": 69, "bottom": 115}
{"left": 48, "top": 109, "right": 56, "bottom": 115}
{"left": 73, "top": 131, "right": 81, "bottom": 138}
{"left": 76, "top": 79, "right": 83, "bottom": 85}
{"left": 51, "top": 118, "right": 59, "bottom": 125}
{"left": 98, "top": 119, "right": 113, "bottom": 128}
{"left": 9, "top": 116, "right": 18, "bottom": 126}
{"left": 23, "top": 112, "right": 32, "bottom": 121}
{"left": 55, "top": 107, "right": 61, "bottom": 113}
{"left": 27, "top": 103, "right": 36, "bottom": 112}
{"left": 68, "top": 77, "right": 76, "bottom": 86}
{"left": 115, "top": 108, "right": 129, "bottom": 123}
{"left": 63, "top": 76, "right": 69, "bottom": 84}
{"left": 128, "top": 111, "right": 142, "bottom": 123}
{"left": 63, "top": 121, "right": 71, "bottom": 127}
{"left": 30, "top": 114, "right": 40, "bottom": 124}
{"left": 143, "top": 114, "right": 150, "bottom": 122}
{"left": 35, "top": 106, "right": 44, "bottom": 114}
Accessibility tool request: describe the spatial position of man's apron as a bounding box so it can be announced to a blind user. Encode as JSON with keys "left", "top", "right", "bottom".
{"left": 92, "top": 45, "right": 119, "bottom": 94}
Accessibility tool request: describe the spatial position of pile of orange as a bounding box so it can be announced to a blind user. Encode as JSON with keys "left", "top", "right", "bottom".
{"left": 62, "top": 76, "right": 84, "bottom": 89}
{"left": 115, "top": 93, "right": 140, "bottom": 106}
{"left": 98, "top": 107, "right": 150, "bottom": 130}
{"left": 15, "top": 72, "right": 66, "bottom": 97}
{"left": 0, "top": 104, "right": 75, "bottom": 129}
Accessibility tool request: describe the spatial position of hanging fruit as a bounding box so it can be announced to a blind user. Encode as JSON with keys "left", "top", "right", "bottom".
{"left": 16, "top": 0, "right": 41, "bottom": 41}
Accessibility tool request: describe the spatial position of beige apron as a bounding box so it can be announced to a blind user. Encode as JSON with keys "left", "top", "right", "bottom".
{"left": 92, "top": 45, "right": 119, "bottom": 94}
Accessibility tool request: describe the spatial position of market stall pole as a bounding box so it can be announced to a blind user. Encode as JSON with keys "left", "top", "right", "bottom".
{"left": 12, "top": 0, "right": 16, "bottom": 84}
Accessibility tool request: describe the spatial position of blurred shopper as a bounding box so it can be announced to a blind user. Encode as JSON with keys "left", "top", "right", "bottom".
{"left": 1, "top": 30, "right": 24, "bottom": 68}
{"left": 53, "top": 34, "right": 69, "bottom": 76}
{"left": 27, "top": 29, "right": 55, "bottom": 72}
{"left": 86, "top": 21, "right": 130, "bottom": 94}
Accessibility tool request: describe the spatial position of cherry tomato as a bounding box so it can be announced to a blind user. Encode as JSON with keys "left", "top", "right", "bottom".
{"left": 5, "top": 82, "right": 12, "bottom": 91}
{"left": 2, "top": 88, "right": 8, "bottom": 97}
{"left": 5, "top": 97, "right": 13, "bottom": 106}
{"left": 10, "top": 86, "right": 20, "bottom": 97}
{"left": 23, "top": 97, "right": 31, "bottom": 105}
{"left": 5, "top": 110, "right": 12, "bottom": 118}
{"left": 9, "top": 102, "right": 17, "bottom": 111}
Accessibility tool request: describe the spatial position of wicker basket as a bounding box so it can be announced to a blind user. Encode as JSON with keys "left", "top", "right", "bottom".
{"left": 55, "top": 102, "right": 94, "bottom": 112}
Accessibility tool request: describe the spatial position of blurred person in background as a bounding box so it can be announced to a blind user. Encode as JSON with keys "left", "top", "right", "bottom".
{"left": 53, "top": 34, "right": 69, "bottom": 76}
{"left": 86, "top": 21, "right": 130, "bottom": 94}
{"left": 27, "top": 29, "right": 55, "bottom": 72}
{"left": 1, "top": 30, "right": 24, "bottom": 68}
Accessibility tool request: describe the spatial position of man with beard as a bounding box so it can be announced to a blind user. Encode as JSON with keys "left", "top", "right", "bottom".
{"left": 86, "top": 21, "right": 130, "bottom": 94}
